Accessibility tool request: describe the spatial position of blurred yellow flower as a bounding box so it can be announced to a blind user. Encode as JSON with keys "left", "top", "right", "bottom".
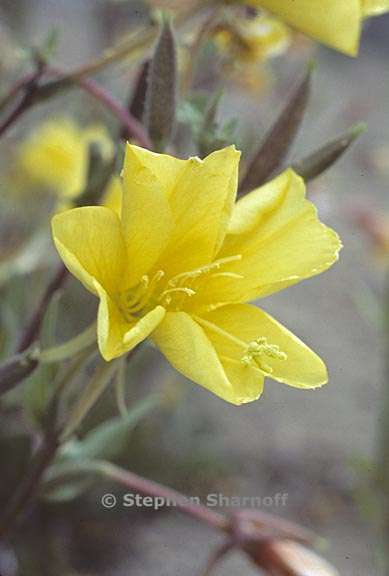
{"left": 18, "top": 118, "right": 113, "bottom": 203}
{"left": 52, "top": 144, "right": 341, "bottom": 405}
{"left": 215, "top": 14, "right": 290, "bottom": 63}
{"left": 240, "top": 0, "right": 389, "bottom": 55}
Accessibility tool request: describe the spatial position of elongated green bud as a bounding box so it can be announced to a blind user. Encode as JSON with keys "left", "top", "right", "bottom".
{"left": 293, "top": 123, "right": 366, "bottom": 182}
{"left": 145, "top": 16, "right": 178, "bottom": 151}
{"left": 239, "top": 62, "right": 314, "bottom": 195}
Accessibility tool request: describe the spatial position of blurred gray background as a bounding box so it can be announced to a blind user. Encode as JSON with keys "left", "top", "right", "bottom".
{"left": 1, "top": 1, "right": 389, "bottom": 575}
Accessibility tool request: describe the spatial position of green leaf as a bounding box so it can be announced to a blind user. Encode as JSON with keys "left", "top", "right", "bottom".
{"left": 178, "top": 92, "right": 239, "bottom": 157}
{"left": 34, "top": 322, "right": 97, "bottom": 364}
{"left": 23, "top": 362, "right": 59, "bottom": 428}
{"left": 145, "top": 16, "right": 178, "bottom": 151}
{"left": 42, "top": 395, "right": 160, "bottom": 502}
{"left": 114, "top": 357, "right": 128, "bottom": 417}
{"left": 60, "top": 360, "right": 118, "bottom": 441}
{"left": 43, "top": 474, "right": 95, "bottom": 503}
{"left": 66, "top": 393, "right": 161, "bottom": 462}
{"left": 177, "top": 98, "right": 205, "bottom": 132}
{"left": 239, "top": 62, "right": 314, "bottom": 195}
{"left": 40, "top": 27, "right": 60, "bottom": 61}
{"left": 41, "top": 458, "right": 100, "bottom": 502}
{"left": 40, "top": 289, "right": 62, "bottom": 349}
{"left": 292, "top": 123, "right": 366, "bottom": 182}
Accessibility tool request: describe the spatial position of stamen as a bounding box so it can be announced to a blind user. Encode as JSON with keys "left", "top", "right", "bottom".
{"left": 159, "top": 286, "right": 196, "bottom": 307}
{"left": 124, "top": 270, "right": 165, "bottom": 316}
{"left": 168, "top": 254, "right": 242, "bottom": 288}
{"left": 210, "top": 272, "right": 244, "bottom": 280}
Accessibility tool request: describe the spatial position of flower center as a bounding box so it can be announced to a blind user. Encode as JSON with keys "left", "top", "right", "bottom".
{"left": 119, "top": 270, "right": 165, "bottom": 321}
{"left": 118, "top": 255, "right": 243, "bottom": 319}
{"left": 158, "top": 254, "right": 243, "bottom": 310}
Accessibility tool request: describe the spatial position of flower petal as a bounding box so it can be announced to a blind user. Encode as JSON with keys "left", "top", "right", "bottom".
{"left": 122, "top": 145, "right": 240, "bottom": 280}
{"left": 158, "top": 146, "right": 241, "bottom": 277}
{"left": 152, "top": 311, "right": 264, "bottom": 404}
{"left": 123, "top": 144, "right": 187, "bottom": 196}
{"left": 121, "top": 144, "right": 174, "bottom": 287}
{"left": 200, "top": 304, "right": 328, "bottom": 389}
{"left": 254, "top": 0, "right": 361, "bottom": 56}
{"left": 52, "top": 206, "right": 127, "bottom": 295}
{"left": 362, "top": 0, "right": 389, "bottom": 16}
{"left": 102, "top": 175, "right": 122, "bottom": 216}
{"left": 191, "top": 169, "right": 341, "bottom": 309}
{"left": 95, "top": 281, "right": 166, "bottom": 361}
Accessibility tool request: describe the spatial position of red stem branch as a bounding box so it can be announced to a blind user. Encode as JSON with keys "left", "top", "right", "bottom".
{"left": 74, "top": 75, "right": 152, "bottom": 149}
{"left": 17, "top": 263, "right": 68, "bottom": 353}
{"left": 105, "top": 464, "right": 229, "bottom": 532}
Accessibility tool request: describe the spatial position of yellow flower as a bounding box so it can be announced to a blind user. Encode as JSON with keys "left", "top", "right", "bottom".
{"left": 243, "top": 0, "right": 389, "bottom": 56}
{"left": 52, "top": 144, "right": 341, "bottom": 405}
{"left": 18, "top": 118, "right": 113, "bottom": 202}
{"left": 215, "top": 14, "right": 291, "bottom": 63}
{"left": 101, "top": 175, "right": 122, "bottom": 216}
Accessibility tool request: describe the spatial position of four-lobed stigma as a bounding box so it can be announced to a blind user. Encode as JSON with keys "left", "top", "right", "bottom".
{"left": 241, "top": 337, "right": 287, "bottom": 374}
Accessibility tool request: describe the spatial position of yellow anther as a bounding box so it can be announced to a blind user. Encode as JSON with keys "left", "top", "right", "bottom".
{"left": 159, "top": 286, "right": 196, "bottom": 304}
{"left": 168, "top": 255, "right": 242, "bottom": 288}
{"left": 210, "top": 272, "right": 244, "bottom": 280}
{"left": 121, "top": 270, "right": 165, "bottom": 317}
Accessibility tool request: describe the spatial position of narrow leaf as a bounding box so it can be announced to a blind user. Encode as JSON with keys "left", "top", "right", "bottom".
{"left": 145, "top": 17, "right": 177, "bottom": 150}
{"left": 35, "top": 322, "right": 96, "bottom": 364}
{"left": 40, "top": 289, "right": 62, "bottom": 348}
{"left": 239, "top": 63, "right": 314, "bottom": 195}
{"left": 60, "top": 360, "right": 117, "bottom": 441}
{"left": 292, "top": 123, "right": 366, "bottom": 182}
{"left": 43, "top": 395, "right": 160, "bottom": 501}
{"left": 114, "top": 357, "right": 128, "bottom": 417}
{"left": 23, "top": 362, "right": 59, "bottom": 428}
{"left": 71, "top": 393, "right": 161, "bottom": 461}
{"left": 43, "top": 476, "right": 94, "bottom": 503}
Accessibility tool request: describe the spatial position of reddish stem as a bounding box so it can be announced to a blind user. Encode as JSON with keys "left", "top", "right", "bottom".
{"left": 0, "top": 67, "right": 44, "bottom": 138}
{"left": 75, "top": 76, "right": 152, "bottom": 149}
{"left": 105, "top": 464, "right": 229, "bottom": 532}
{"left": 0, "top": 71, "right": 38, "bottom": 113}
{"left": 17, "top": 263, "right": 68, "bottom": 353}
